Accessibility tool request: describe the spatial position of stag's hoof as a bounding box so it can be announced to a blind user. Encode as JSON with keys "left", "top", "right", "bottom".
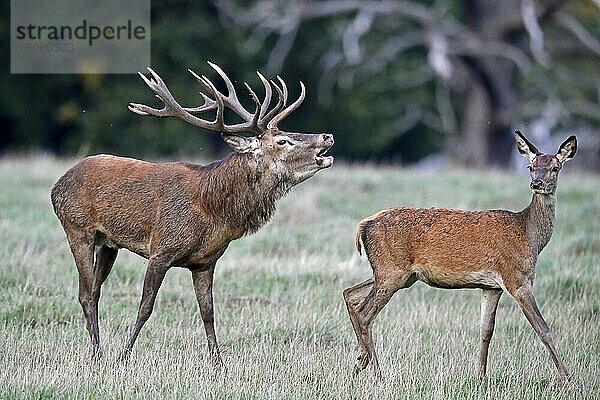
{"left": 117, "top": 349, "right": 131, "bottom": 364}
{"left": 374, "top": 371, "right": 385, "bottom": 385}
{"left": 563, "top": 380, "right": 583, "bottom": 395}
{"left": 211, "top": 355, "right": 226, "bottom": 372}
{"left": 90, "top": 348, "right": 103, "bottom": 362}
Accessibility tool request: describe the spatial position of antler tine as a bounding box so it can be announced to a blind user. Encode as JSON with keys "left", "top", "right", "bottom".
{"left": 187, "top": 68, "right": 213, "bottom": 93}
{"left": 256, "top": 71, "right": 273, "bottom": 123}
{"left": 190, "top": 64, "right": 258, "bottom": 133}
{"left": 202, "top": 74, "right": 264, "bottom": 134}
{"left": 183, "top": 92, "right": 217, "bottom": 113}
{"left": 277, "top": 76, "right": 289, "bottom": 107}
{"left": 128, "top": 68, "right": 178, "bottom": 117}
{"left": 130, "top": 62, "right": 307, "bottom": 135}
{"left": 267, "top": 82, "right": 306, "bottom": 130}
{"left": 130, "top": 67, "right": 230, "bottom": 131}
{"left": 207, "top": 61, "right": 253, "bottom": 122}
{"left": 199, "top": 74, "right": 227, "bottom": 131}
{"left": 243, "top": 82, "right": 262, "bottom": 133}
{"left": 261, "top": 79, "right": 286, "bottom": 126}
{"left": 184, "top": 69, "right": 218, "bottom": 113}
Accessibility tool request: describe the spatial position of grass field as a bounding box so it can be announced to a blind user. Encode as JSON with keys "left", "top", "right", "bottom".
{"left": 0, "top": 155, "right": 598, "bottom": 399}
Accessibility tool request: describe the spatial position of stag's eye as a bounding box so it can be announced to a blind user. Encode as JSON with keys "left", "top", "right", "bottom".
{"left": 276, "top": 138, "right": 293, "bottom": 146}
{"left": 527, "top": 165, "right": 533, "bottom": 171}
{"left": 552, "top": 166, "right": 560, "bottom": 173}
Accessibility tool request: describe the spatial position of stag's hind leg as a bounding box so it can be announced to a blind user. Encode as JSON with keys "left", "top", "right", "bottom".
{"left": 64, "top": 226, "right": 98, "bottom": 359}
{"left": 89, "top": 244, "right": 118, "bottom": 357}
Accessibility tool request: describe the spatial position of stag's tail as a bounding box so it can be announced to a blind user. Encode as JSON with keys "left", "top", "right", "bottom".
{"left": 50, "top": 175, "right": 68, "bottom": 218}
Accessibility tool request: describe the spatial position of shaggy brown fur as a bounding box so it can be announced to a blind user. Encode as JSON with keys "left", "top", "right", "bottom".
{"left": 51, "top": 63, "right": 334, "bottom": 365}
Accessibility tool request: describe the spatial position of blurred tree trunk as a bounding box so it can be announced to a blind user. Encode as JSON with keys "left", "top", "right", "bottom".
{"left": 454, "top": 74, "right": 490, "bottom": 166}
{"left": 454, "top": 0, "right": 518, "bottom": 167}
{"left": 209, "top": 1, "right": 600, "bottom": 166}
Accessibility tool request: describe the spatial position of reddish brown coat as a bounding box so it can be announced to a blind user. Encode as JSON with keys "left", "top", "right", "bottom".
{"left": 344, "top": 131, "right": 578, "bottom": 389}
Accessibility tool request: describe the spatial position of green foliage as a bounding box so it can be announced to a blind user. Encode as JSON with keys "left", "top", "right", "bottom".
{"left": 1, "top": 1, "right": 236, "bottom": 157}
{"left": 2, "top": 1, "right": 598, "bottom": 164}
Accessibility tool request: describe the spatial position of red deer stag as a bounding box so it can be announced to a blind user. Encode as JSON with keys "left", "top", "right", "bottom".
{"left": 344, "top": 131, "right": 577, "bottom": 388}
{"left": 51, "top": 62, "right": 333, "bottom": 364}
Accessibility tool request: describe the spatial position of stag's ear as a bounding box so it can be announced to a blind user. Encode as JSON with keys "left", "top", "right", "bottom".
{"left": 556, "top": 135, "right": 577, "bottom": 164}
{"left": 514, "top": 130, "right": 540, "bottom": 162}
{"left": 222, "top": 134, "right": 260, "bottom": 154}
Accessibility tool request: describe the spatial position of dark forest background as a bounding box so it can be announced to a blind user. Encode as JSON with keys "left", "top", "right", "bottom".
{"left": 1, "top": 0, "right": 599, "bottom": 168}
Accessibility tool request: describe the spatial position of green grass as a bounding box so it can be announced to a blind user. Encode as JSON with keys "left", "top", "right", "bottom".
{"left": 0, "top": 155, "right": 598, "bottom": 399}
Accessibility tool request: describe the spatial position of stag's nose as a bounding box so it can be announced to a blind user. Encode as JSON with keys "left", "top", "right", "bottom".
{"left": 530, "top": 179, "right": 544, "bottom": 190}
{"left": 321, "top": 133, "right": 334, "bottom": 144}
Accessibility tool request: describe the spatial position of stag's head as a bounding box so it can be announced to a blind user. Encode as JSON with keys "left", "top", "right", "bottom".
{"left": 515, "top": 130, "right": 577, "bottom": 195}
{"left": 129, "top": 62, "right": 333, "bottom": 185}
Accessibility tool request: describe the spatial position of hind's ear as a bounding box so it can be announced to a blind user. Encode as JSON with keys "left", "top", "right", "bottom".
{"left": 514, "top": 130, "right": 540, "bottom": 162}
{"left": 556, "top": 135, "right": 577, "bottom": 164}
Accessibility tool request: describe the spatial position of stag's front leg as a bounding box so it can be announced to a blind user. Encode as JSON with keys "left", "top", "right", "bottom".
{"left": 191, "top": 264, "right": 223, "bottom": 369}
{"left": 478, "top": 289, "right": 502, "bottom": 381}
{"left": 118, "top": 254, "right": 171, "bottom": 362}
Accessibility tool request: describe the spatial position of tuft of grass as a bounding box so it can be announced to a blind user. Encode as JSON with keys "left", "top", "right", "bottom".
{"left": 0, "top": 156, "right": 598, "bottom": 399}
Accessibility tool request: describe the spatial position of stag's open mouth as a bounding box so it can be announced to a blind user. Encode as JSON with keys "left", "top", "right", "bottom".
{"left": 314, "top": 134, "right": 334, "bottom": 168}
{"left": 316, "top": 147, "right": 334, "bottom": 168}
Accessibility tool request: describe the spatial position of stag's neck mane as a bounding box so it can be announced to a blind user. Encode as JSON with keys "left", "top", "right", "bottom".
{"left": 199, "top": 152, "right": 289, "bottom": 235}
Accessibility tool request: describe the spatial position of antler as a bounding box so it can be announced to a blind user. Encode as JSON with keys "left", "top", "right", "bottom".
{"left": 128, "top": 61, "right": 305, "bottom": 135}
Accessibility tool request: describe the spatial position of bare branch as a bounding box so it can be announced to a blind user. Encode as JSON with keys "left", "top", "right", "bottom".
{"left": 426, "top": 29, "right": 452, "bottom": 80}
{"left": 564, "top": 99, "right": 600, "bottom": 121}
{"left": 556, "top": 12, "right": 600, "bottom": 57}
{"left": 265, "top": 24, "right": 299, "bottom": 75}
{"left": 448, "top": 33, "right": 532, "bottom": 73}
{"left": 392, "top": 104, "right": 422, "bottom": 135}
{"left": 520, "top": 0, "right": 550, "bottom": 67}
{"left": 361, "top": 31, "right": 424, "bottom": 74}
{"left": 342, "top": 10, "right": 374, "bottom": 65}
{"left": 299, "top": 0, "right": 434, "bottom": 23}
{"left": 436, "top": 81, "right": 457, "bottom": 134}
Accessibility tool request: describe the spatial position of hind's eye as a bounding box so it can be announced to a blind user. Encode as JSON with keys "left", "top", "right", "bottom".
{"left": 552, "top": 166, "right": 560, "bottom": 173}
{"left": 527, "top": 165, "right": 533, "bottom": 171}
{"left": 276, "top": 139, "right": 292, "bottom": 146}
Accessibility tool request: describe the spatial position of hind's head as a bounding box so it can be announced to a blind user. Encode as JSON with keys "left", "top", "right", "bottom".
{"left": 515, "top": 130, "right": 577, "bottom": 195}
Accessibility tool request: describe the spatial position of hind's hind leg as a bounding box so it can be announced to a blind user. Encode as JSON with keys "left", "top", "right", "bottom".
{"left": 350, "top": 269, "right": 417, "bottom": 382}
{"left": 343, "top": 277, "right": 374, "bottom": 374}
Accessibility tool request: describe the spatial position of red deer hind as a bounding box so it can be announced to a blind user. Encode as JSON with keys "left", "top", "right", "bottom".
{"left": 344, "top": 131, "right": 577, "bottom": 388}
{"left": 51, "top": 62, "right": 333, "bottom": 364}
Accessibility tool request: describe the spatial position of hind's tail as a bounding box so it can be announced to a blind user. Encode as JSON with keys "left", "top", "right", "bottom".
{"left": 355, "top": 221, "right": 367, "bottom": 256}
